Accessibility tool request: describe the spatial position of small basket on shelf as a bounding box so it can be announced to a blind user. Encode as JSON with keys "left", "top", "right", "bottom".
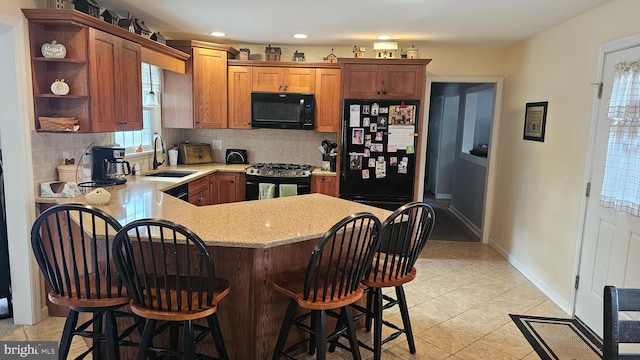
{"left": 38, "top": 117, "right": 78, "bottom": 131}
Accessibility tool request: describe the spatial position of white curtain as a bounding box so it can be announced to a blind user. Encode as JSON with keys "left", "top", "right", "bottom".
{"left": 600, "top": 60, "right": 640, "bottom": 216}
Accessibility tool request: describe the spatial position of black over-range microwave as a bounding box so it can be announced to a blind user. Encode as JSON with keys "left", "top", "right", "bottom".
{"left": 251, "top": 92, "right": 315, "bottom": 130}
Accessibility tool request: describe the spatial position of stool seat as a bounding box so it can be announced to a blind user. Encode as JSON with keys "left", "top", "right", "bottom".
{"left": 271, "top": 212, "right": 382, "bottom": 360}
{"left": 113, "top": 218, "right": 230, "bottom": 360}
{"left": 272, "top": 271, "right": 365, "bottom": 310}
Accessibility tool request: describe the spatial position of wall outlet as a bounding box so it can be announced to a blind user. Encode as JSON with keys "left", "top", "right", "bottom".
{"left": 211, "top": 140, "right": 222, "bottom": 149}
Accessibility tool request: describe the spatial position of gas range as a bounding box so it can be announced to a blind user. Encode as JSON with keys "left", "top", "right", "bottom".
{"left": 245, "top": 163, "right": 314, "bottom": 178}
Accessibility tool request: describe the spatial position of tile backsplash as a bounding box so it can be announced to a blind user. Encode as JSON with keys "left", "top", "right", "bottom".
{"left": 182, "top": 128, "right": 337, "bottom": 166}
{"left": 30, "top": 127, "right": 333, "bottom": 187}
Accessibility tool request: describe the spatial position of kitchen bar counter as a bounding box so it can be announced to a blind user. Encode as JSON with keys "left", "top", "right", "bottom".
{"left": 36, "top": 163, "right": 352, "bottom": 248}
{"left": 36, "top": 163, "right": 385, "bottom": 359}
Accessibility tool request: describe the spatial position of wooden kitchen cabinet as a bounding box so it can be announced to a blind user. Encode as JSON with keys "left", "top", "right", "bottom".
{"left": 163, "top": 40, "right": 238, "bottom": 129}
{"left": 23, "top": 9, "right": 190, "bottom": 133}
{"left": 89, "top": 28, "right": 143, "bottom": 132}
{"left": 311, "top": 174, "right": 338, "bottom": 197}
{"left": 314, "top": 68, "right": 341, "bottom": 132}
{"left": 253, "top": 66, "right": 315, "bottom": 93}
{"left": 188, "top": 176, "right": 210, "bottom": 206}
{"left": 227, "top": 65, "right": 252, "bottom": 129}
{"left": 214, "top": 172, "right": 245, "bottom": 204}
{"left": 340, "top": 58, "right": 431, "bottom": 100}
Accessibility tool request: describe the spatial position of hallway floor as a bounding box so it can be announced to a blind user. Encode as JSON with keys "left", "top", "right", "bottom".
{"left": 1, "top": 240, "right": 563, "bottom": 359}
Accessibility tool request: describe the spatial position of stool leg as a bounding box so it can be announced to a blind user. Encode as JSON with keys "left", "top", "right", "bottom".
{"left": 59, "top": 309, "right": 79, "bottom": 360}
{"left": 396, "top": 285, "right": 415, "bottom": 354}
{"left": 104, "top": 310, "right": 120, "bottom": 360}
{"left": 309, "top": 313, "right": 316, "bottom": 355}
{"left": 365, "top": 288, "right": 374, "bottom": 332}
{"left": 92, "top": 311, "right": 103, "bottom": 360}
{"left": 137, "top": 319, "right": 157, "bottom": 360}
{"left": 183, "top": 320, "right": 195, "bottom": 360}
{"left": 344, "top": 306, "right": 362, "bottom": 360}
{"left": 313, "top": 310, "right": 327, "bottom": 360}
{"left": 169, "top": 322, "right": 179, "bottom": 350}
{"left": 272, "top": 299, "right": 298, "bottom": 360}
{"left": 373, "top": 288, "right": 383, "bottom": 360}
{"left": 207, "top": 314, "right": 228, "bottom": 360}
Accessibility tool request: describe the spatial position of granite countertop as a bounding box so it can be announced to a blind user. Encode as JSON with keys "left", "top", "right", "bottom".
{"left": 36, "top": 163, "right": 382, "bottom": 249}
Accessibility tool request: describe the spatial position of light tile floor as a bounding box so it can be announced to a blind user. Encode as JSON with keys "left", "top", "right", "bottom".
{"left": 1, "top": 240, "right": 564, "bottom": 359}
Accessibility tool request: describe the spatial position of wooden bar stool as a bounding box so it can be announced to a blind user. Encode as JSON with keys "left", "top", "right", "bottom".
{"left": 271, "top": 212, "right": 382, "bottom": 360}
{"left": 331, "top": 202, "right": 435, "bottom": 359}
{"left": 112, "top": 218, "right": 230, "bottom": 360}
{"left": 30, "top": 204, "right": 139, "bottom": 360}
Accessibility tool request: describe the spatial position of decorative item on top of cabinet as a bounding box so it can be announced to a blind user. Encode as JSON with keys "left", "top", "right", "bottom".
{"left": 238, "top": 48, "right": 250, "bottom": 60}
{"left": 353, "top": 46, "right": 365, "bottom": 58}
{"left": 163, "top": 40, "right": 238, "bottom": 129}
{"left": 72, "top": 0, "right": 100, "bottom": 18}
{"left": 339, "top": 58, "right": 431, "bottom": 100}
{"left": 133, "top": 19, "right": 152, "bottom": 38}
{"left": 293, "top": 50, "right": 305, "bottom": 62}
{"left": 101, "top": 9, "right": 121, "bottom": 26}
{"left": 324, "top": 48, "right": 337, "bottom": 63}
{"left": 265, "top": 44, "right": 281, "bottom": 62}
{"left": 150, "top": 32, "right": 166, "bottom": 45}
{"left": 406, "top": 45, "right": 419, "bottom": 59}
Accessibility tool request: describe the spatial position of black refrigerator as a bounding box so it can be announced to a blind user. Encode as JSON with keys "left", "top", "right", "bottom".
{"left": 339, "top": 99, "right": 420, "bottom": 210}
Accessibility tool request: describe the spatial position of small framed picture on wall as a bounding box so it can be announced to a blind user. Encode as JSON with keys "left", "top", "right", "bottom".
{"left": 523, "top": 101, "right": 548, "bottom": 142}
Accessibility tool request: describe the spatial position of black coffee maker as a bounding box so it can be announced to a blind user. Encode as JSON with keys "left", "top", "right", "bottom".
{"left": 92, "top": 146, "right": 131, "bottom": 185}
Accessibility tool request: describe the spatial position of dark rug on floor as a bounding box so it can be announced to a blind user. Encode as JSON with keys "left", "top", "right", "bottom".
{"left": 430, "top": 207, "right": 474, "bottom": 242}
{"left": 510, "top": 314, "right": 602, "bottom": 360}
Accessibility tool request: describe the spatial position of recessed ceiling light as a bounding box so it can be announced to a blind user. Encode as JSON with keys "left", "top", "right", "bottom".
{"left": 210, "top": 31, "right": 226, "bottom": 37}
{"left": 293, "top": 34, "right": 308, "bottom": 39}
{"left": 377, "top": 35, "right": 393, "bottom": 40}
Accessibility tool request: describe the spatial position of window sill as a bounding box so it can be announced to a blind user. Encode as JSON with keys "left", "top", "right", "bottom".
{"left": 125, "top": 150, "right": 154, "bottom": 159}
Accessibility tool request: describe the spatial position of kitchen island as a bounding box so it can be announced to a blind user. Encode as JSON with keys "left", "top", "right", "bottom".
{"left": 36, "top": 164, "right": 389, "bottom": 359}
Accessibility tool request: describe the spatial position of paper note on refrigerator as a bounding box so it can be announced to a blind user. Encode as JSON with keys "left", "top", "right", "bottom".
{"left": 349, "top": 105, "right": 361, "bottom": 127}
{"left": 387, "top": 125, "right": 415, "bottom": 150}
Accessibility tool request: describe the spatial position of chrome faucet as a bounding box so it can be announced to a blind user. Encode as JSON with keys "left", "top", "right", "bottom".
{"left": 152, "top": 132, "right": 165, "bottom": 170}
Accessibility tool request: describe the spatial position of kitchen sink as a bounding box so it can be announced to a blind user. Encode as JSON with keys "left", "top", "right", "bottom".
{"left": 144, "top": 171, "right": 195, "bottom": 178}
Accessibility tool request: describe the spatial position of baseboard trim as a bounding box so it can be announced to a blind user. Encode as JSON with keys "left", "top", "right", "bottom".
{"left": 448, "top": 206, "right": 481, "bottom": 237}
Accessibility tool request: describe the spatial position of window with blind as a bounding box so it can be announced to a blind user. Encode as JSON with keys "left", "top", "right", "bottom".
{"left": 113, "top": 63, "right": 162, "bottom": 151}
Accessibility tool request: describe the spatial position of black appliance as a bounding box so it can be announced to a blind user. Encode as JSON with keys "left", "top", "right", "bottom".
{"left": 225, "top": 149, "right": 248, "bottom": 164}
{"left": 0, "top": 150, "right": 11, "bottom": 319}
{"left": 251, "top": 92, "right": 314, "bottom": 130}
{"left": 340, "top": 99, "right": 420, "bottom": 210}
{"left": 164, "top": 183, "right": 189, "bottom": 201}
{"left": 92, "top": 146, "right": 130, "bottom": 185}
{"left": 245, "top": 163, "right": 313, "bottom": 200}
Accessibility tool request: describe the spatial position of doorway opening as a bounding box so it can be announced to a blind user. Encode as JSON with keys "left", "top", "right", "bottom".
{"left": 418, "top": 77, "right": 503, "bottom": 243}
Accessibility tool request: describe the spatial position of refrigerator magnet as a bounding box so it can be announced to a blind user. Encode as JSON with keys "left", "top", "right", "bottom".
{"left": 349, "top": 105, "right": 361, "bottom": 127}
{"left": 371, "top": 103, "right": 379, "bottom": 116}
{"left": 368, "top": 158, "right": 376, "bottom": 167}
{"left": 388, "top": 145, "right": 397, "bottom": 152}
{"left": 370, "top": 123, "right": 377, "bottom": 132}
{"left": 362, "top": 105, "right": 370, "bottom": 115}
{"left": 352, "top": 128, "right": 364, "bottom": 145}
{"left": 378, "top": 117, "right": 387, "bottom": 128}
{"left": 375, "top": 161, "right": 386, "bottom": 179}
{"left": 375, "top": 131, "right": 384, "bottom": 141}
{"left": 398, "top": 162, "right": 408, "bottom": 174}
{"left": 390, "top": 157, "right": 398, "bottom": 166}
{"left": 406, "top": 145, "right": 415, "bottom": 154}
{"left": 362, "top": 169, "right": 370, "bottom": 179}
{"left": 349, "top": 154, "right": 362, "bottom": 170}
{"left": 364, "top": 139, "right": 371, "bottom": 148}
{"left": 364, "top": 148, "right": 371, "bottom": 157}
{"left": 362, "top": 117, "right": 370, "bottom": 127}
{"left": 377, "top": 156, "right": 385, "bottom": 162}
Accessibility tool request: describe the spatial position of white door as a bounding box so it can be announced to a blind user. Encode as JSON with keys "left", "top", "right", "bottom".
{"left": 575, "top": 43, "right": 640, "bottom": 336}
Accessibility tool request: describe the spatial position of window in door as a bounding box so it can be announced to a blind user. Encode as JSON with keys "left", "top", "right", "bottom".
{"left": 600, "top": 60, "right": 640, "bottom": 217}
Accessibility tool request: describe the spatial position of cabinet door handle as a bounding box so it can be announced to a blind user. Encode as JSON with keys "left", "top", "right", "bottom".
{"left": 230, "top": 180, "right": 234, "bottom": 183}
{"left": 118, "top": 120, "right": 127, "bottom": 125}
{"left": 284, "top": 85, "right": 288, "bottom": 91}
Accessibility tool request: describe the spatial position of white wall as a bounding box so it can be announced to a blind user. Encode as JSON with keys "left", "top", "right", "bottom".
{"left": 491, "top": 0, "right": 640, "bottom": 311}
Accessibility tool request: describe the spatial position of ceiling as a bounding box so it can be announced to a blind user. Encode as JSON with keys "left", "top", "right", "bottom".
{"left": 95, "top": 0, "right": 614, "bottom": 48}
